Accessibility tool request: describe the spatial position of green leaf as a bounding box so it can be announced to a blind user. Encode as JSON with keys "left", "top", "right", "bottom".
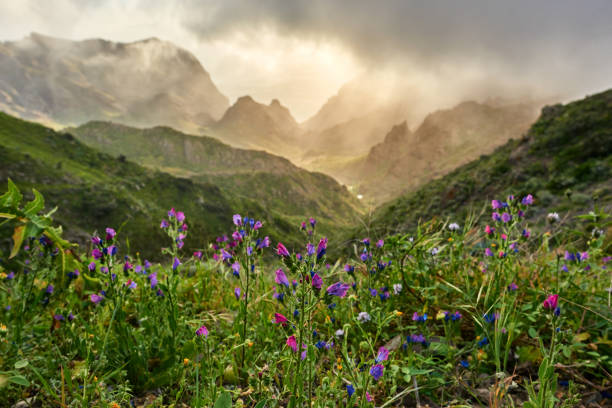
{"left": 0, "top": 212, "right": 16, "bottom": 219}
{"left": 0, "top": 179, "right": 23, "bottom": 208}
{"left": 254, "top": 400, "right": 268, "bottom": 408}
{"left": 214, "top": 391, "right": 232, "bottom": 408}
{"left": 14, "top": 360, "right": 29, "bottom": 369}
{"left": 8, "top": 375, "right": 30, "bottom": 387}
{"left": 528, "top": 327, "right": 538, "bottom": 338}
{"left": 24, "top": 189, "right": 44, "bottom": 216}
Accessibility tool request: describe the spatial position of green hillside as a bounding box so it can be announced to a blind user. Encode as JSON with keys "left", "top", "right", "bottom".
{"left": 0, "top": 112, "right": 339, "bottom": 259}
{"left": 359, "top": 89, "right": 612, "bottom": 237}
{"left": 69, "top": 121, "right": 362, "bottom": 223}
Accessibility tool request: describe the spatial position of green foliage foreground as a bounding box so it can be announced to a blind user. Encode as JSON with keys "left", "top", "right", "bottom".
{"left": 0, "top": 181, "right": 610, "bottom": 407}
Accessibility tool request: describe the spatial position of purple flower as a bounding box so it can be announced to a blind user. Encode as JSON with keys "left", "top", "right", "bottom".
{"left": 90, "top": 293, "right": 104, "bottom": 304}
{"left": 286, "top": 335, "right": 298, "bottom": 352}
{"left": 277, "top": 242, "right": 290, "bottom": 257}
{"left": 91, "top": 236, "right": 101, "bottom": 246}
{"left": 234, "top": 287, "right": 241, "bottom": 300}
{"left": 160, "top": 219, "right": 169, "bottom": 228}
{"left": 176, "top": 211, "right": 185, "bottom": 223}
{"left": 105, "top": 228, "right": 116, "bottom": 241}
{"left": 501, "top": 212, "right": 512, "bottom": 223}
{"left": 92, "top": 248, "right": 103, "bottom": 260}
{"left": 168, "top": 208, "right": 176, "bottom": 218}
{"left": 362, "top": 238, "right": 371, "bottom": 246}
{"left": 491, "top": 200, "right": 502, "bottom": 209}
{"left": 233, "top": 214, "right": 242, "bottom": 226}
{"left": 221, "top": 249, "right": 232, "bottom": 261}
{"left": 306, "top": 243, "right": 315, "bottom": 256}
{"left": 492, "top": 212, "right": 502, "bottom": 222}
{"left": 257, "top": 236, "right": 270, "bottom": 249}
{"left": 309, "top": 217, "right": 316, "bottom": 227}
{"left": 149, "top": 273, "right": 158, "bottom": 289}
{"left": 196, "top": 325, "right": 209, "bottom": 337}
{"left": 522, "top": 229, "right": 531, "bottom": 238}
{"left": 68, "top": 313, "right": 75, "bottom": 321}
{"left": 369, "top": 288, "right": 378, "bottom": 297}
{"left": 375, "top": 347, "right": 389, "bottom": 363}
{"left": 316, "top": 237, "right": 327, "bottom": 260}
{"left": 370, "top": 364, "right": 384, "bottom": 381}
{"left": 123, "top": 261, "right": 133, "bottom": 272}
{"left": 253, "top": 220, "right": 262, "bottom": 230}
{"left": 346, "top": 384, "right": 355, "bottom": 397}
{"left": 275, "top": 268, "right": 290, "bottom": 287}
{"left": 6, "top": 271, "right": 15, "bottom": 280}
{"left": 125, "top": 280, "right": 137, "bottom": 290}
{"left": 376, "top": 239, "right": 384, "bottom": 248}
{"left": 134, "top": 265, "right": 143, "bottom": 274}
{"left": 344, "top": 264, "right": 355, "bottom": 274}
{"left": 311, "top": 273, "right": 322, "bottom": 290}
{"left": 53, "top": 314, "right": 64, "bottom": 321}
{"left": 521, "top": 194, "right": 534, "bottom": 205}
{"left": 508, "top": 282, "right": 518, "bottom": 291}
{"left": 172, "top": 257, "right": 181, "bottom": 271}
{"left": 326, "top": 282, "right": 350, "bottom": 298}
{"left": 485, "top": 248, "right": 493, "bottom": 257}
{"left": 46, "top": 284, "right": 54, "bottom": 294}
{"left": 412, "top": 312, "right": 427, "bottom": 322}
{"left": 231, "top": 262, "right": 241, "bottom": 277}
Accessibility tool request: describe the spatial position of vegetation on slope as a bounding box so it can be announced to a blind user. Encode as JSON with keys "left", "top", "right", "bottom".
{"left": 359, "top": 90, "right": 612, "bottom": 237}
{"left": 0, "top": 112, "right": 334, "bottom": 259}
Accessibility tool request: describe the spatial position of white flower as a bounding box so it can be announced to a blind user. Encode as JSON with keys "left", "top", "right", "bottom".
{"left": 547, "top": 212, "right": 560, "bottom": 223}
{"left": 430, "top": 247, "right": 440, "bottom": 256}
{"left": 448, "top": 222, "right": 460, "bottom": 231}
{"left": 357, "top": 312, "right": 371, "bottom": 323}
{"left": 335, "top": 329, "right": 344, "bottom": 338}
{"left": 393, "top": 283, "right": 403, "bottom": 295}
{"left": 408, "top": 237, "right": 414, "bottom": 242}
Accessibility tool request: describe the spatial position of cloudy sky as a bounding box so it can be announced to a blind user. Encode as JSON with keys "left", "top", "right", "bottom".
{"left": 1, "top": 0, "right": 611, "bottom": 120}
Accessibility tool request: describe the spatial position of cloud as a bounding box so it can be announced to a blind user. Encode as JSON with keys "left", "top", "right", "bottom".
{"left": 182, "top": 0, "right": 612, "bottom": 102}
{"left": 1, "top": 1, "right": 612, "bottom": 120}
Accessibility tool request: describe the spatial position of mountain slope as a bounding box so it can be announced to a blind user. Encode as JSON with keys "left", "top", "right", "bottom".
{"left": 0, "top": 112, "right": 356, "bottom": 259}
{"left": 210, "top": 96, "right": 300, "bottom": 156}
{"left": 360, "top": 90, "right": 612, "bottom": 237}
{"left": 68, "top": 120, "right": 362, "bottom": 223}
{"left": 353, "top": 101, "right": 541, "bottom": 203}
{"left": 0, "top": 33, "right": 228, "bottom": 133}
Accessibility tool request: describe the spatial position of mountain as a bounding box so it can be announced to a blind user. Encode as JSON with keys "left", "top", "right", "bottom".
{"left": 0, "top": 33, "right": 228, "bottom": 133}
{"left": 68, "top": 120, "right": 362, "bottom": 225}
{"left": 357, "top": 89, "right": 612, "bottom": 237}
{"left": 0, "top": 112, "right": 360, "bottom": 259}
{"left": 210, "top": 96, "right": 301, "bottom": 156}
{"left": 352, "top": 100, "right": 541, "bottom": 203}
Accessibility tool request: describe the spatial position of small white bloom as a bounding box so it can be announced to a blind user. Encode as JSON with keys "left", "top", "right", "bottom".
{"left": 393, "top": 283, "right": 403, "bottom": 295}
{"left": 357, "top": 312, "right": 371, "bottom": 323}
{"left": 335, "top": 329, "right": 344, "bottom": 338}
{"left": 408, "top": 237, "right": 414, "bottom": 242}
{"left": 448, "top": 222, "right": 460, "bottom": 231}
{"left": 547, "top": 212, "right": 560, "bottom": 223}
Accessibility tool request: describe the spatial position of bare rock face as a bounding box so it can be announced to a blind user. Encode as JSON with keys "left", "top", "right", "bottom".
{"left": 0, "top": 32, "right": 229, "bottom": 132}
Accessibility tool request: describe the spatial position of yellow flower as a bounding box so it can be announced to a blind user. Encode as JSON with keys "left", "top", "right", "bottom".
{"left": 491, "top": 243, "right": 496, "bottom": 248}
{"left": 337, "top": 364, "right": 342, "bottom": 370}
{"left": 436, "top": 311, "right": 446, "bottom": 320}
{"left": 0, "top": 324, "right": 7, "bottom": 332}
{"left": 394, "top": 310, "right": 403, "bottom": 317}
{"left": 0, "top": 273, "right": 6, "bottom": 279}
{"left": 248, "top": 341, "right": 254, "bottom": 347}
{"left": 110, "top": 403, "right": 120, "bottom": 408}
{"left": 448, "top": 237, "right": 453, "bottom": 242}
{"left": 183, "top": 358, "right": 190, "bottom": 365}
{"left": 325, "top": 315, "right": 331, "bottom": 324}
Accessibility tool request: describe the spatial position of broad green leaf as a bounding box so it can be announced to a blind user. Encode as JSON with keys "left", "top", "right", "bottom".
{"left": 24, "top": 189, "right": 44, "bottom": 216}
{"left": 0, "top": 179, "right": 22, "bottom": 208}
{"left": 214, "top": 391, "right": 232, "bottom": 408}
{"left": 528, "top": 327, "right": 538, "bottom": 338}
{"left": 8, "top": 375, "right": 30, "bottom": 387}
{"left": 14, "top": 360, "right": 29, "bottom": 369}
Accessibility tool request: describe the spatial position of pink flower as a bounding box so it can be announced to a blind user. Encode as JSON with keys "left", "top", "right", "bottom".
{"left": 286, "top": 335, "right": 297, "bottom": 352}
{"left": 311, "top": 273, "right": 323, "bottom": 289}
{"left": 196, "top": 325, "right": 209, "bottom": 337}
{"left": 277, "top": 242, "right": 290, "bottom": 257}
{"left": 485, "top": 225, "right": 495, "bottom": 235}
{"left": 375, "top": 347, "right": 389, "bottom": 363}
{"left": 274, "top": 313, "right": 288, "bottom": 324}
{"left": 543, "top": 294, "right": 559, "bottom": 310}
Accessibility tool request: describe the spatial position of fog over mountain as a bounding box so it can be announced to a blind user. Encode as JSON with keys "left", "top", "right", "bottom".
{"left": 0, "top": 32, "right": 228, "bottom": 132}
{"left": 1, "top": 1, "right": 611, "bottom": 121}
